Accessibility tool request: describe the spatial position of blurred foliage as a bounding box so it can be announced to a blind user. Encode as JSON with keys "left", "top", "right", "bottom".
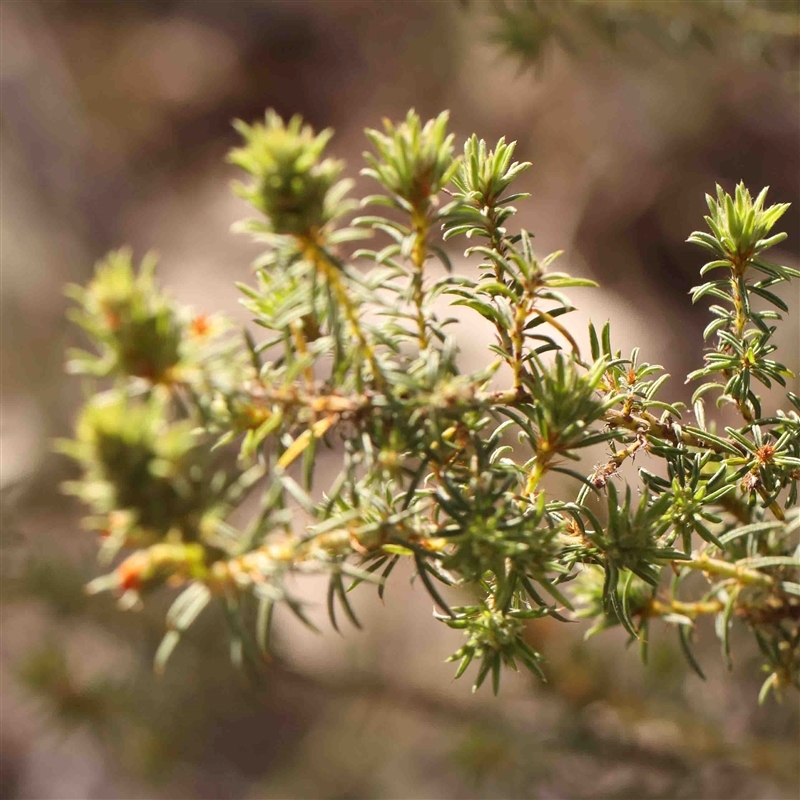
{"left": 3, "top": 2, "right": 799, "bottom": 799}
{"left": 483, "top": 0, "right": 800, "bottom": 78}
{"left": 17, "top": 643, "right": 129, "bottom": 734}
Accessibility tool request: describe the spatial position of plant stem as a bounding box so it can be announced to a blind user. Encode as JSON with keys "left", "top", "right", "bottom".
{"left": 290, "top": 319, "right": 315, "bottom": 388}
{"left": 525, "top": 459, "right": 548, "bottom": 496}
{"left": 411, "top": 210, "right": 430, "bottom": 350}
{"left": 758, "top": 486, "right": 786, "bottom": 521}
{"left": 300, "top": 236, "right": 384, "bottom": 388}
{"left": 483, "top": 204, "right": 514, "bottom": 355}
{"left": 647, "top": 597, "right": 724, "bottom": 618}
{"left": 679, "top": 553, "right": 774, "bottom": 588}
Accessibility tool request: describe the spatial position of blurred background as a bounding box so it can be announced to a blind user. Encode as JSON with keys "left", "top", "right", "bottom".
{"left": 1, "top": 2, "right": 799, "bottom": 798}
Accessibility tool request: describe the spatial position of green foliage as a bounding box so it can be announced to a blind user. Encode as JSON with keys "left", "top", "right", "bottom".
{"left": 65, "top": 249, "right": 184, "bottom": 381}
{"left": 363, "top": 110, "right": 460, "bottom": 208}
{"left": 688, "top": 183, "right": 797, "bottom": 419}
{"left": 61, "top": 109, "right": 799, "bottom": 702}
{"left": 58, "top": 393, "right": 211, "bottom": 550}
{"left": 483, "top": 0, "right": 800, "bottom": 74}
{"left": 18, "top": 642, "right": 128, "bottom": 731}
{"left": 228, "top": 110, "right": 349, "bottom": 237}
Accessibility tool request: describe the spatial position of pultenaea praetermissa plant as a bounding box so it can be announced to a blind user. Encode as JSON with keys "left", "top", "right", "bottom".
{"left": 60, "top": 109, "right": 800, "bottom": 701}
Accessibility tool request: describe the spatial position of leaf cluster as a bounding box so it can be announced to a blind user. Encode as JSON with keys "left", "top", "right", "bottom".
{"left": 60, "top": 109, "right": 799, "bottom": 702}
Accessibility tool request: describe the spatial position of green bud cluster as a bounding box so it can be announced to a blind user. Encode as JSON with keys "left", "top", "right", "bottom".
{"left": 228, "top": 110, "right": 347, "bottom": 236}
{"left": 65, "top": 249, "right": 184, "bottom": 382}
{"left": 58, "top": 393, "right": 208, "bottom": 549}
{"left": 363, "top": 110, "right": 460, "bottom": 210}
